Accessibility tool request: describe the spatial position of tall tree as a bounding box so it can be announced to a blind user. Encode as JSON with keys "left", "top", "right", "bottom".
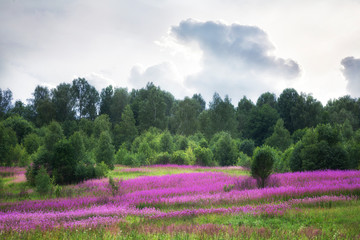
{"left": 277, "top": 88, "right": 300, "bottom": 133}
{"left": 265, "top": 119, "right": 292, "bottom": 151}
{"left": 138, "top": 83, "right": 167, "bottom": 131}
{"left": 236, "top": 96, "right": 255, "bottom": 138}
{"left": 71, "top": 78, "right": 99, "bottom": 120}
{"left": 0, "top": 88, "right": 13, "bottom": 119}
{"left": 99, "top": 85, "right": 113, "bottom": 116}
{"left": 247, "top": 104, "right": 280, "bottom": 146}
{"left": 52, "top": 83, "right": 75, "bottom": 122}
{"left": 208, "top": 93, "right": 237, "bottom": 137}
{"left": 192, "top": 93, "right": 206, "bottom": 112}
{"left": 113, "top": 105, "right": 138, "bottom": 149}
{"left": 256, "top": 92, "right": 277, "bottom": 108}
{"left": 31, "top": 85, "right": 55, "bottom": 126}
{"left": 175, "top": 97, "right": 202, "bottom": 135}
{"left": 110, "top": 88, "right": 128, "bottom": 123}
{"left": 95, "top": 131, "right": 115, "bottom": 170}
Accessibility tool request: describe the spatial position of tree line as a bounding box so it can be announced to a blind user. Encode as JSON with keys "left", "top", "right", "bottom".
{"left": 0, "top": 78, "right": 359, "bottom": 185}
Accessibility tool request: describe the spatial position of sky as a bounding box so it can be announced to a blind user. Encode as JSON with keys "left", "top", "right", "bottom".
{"left": 1, "top": 0, "right": 360, "bottom": 106}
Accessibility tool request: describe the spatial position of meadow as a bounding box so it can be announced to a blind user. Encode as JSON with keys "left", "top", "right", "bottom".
{"left": 1, "top": 165, "right": 360, "bottom": 239}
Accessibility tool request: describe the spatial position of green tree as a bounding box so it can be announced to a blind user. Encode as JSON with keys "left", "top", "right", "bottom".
{"left": 51, "top": 139, "right": 77, "bottom": 184}
{"left": 44, "top": 121, "right": 64, "bottom": 152}
{"left": 113, "top": 105, "right": 138, "bottom": 149}
{"left": 247, "top": 104, "right": 280, "bottom": 146}
{"left": 212, "top": 132, "right": 238, "bottom": 166}
{"left": 236, "top": 97, "right": 255, "bottom": 138}
{"left": 3, "top": 115, "right": 34, "bottom": 143}
{"left": 238, "top": 139, "right": 255, "bottom": 157}
{"left": 71, "top": 78, "right": 99, "bottom": 120}
{"left": 265, "top": 119, "right": 292, "bottom": 151}
{"left": 174, "top": 97, "right": 202, "bottom": 135}
{"left": 0, "top": 123, "right": 17, "bottom": 166}
{"left": 110, "top": 88, "right": 128, "bottom": 123}
{"left": 9, "top": 100, "right": 36, "bottom": 123}
{"left": 208, "top": 93, "right": 237, "bottom": 137}
{"left": 95, "top": 131, "right": 115, "bottom": 169}
{"left": 256, "top": 92, "right": 277, "bottom": 108}
{"left": 93, "top": 114, "right": 111, "bottom": 138}
{"left": 0, "top": 88, "right": 13, "bottom": 119}
{"left": 99, "top": 85, "right": 113, "bottom": 116}
{"left": 160, "top": 131, "right": 174, "bottom": 153}
{"left": 31, "top": 85, "right": 55, "bottom": 126}
{"left": 251, "top": 146, "right": 276, "bottom": 188}
{"left": 194, "top": 146, "right": 213, "bottom": 166}
{"left": 23, "top": 133, "right": 41, "bottom": 154}
{"left": 138, "top": 83, "right": 167, "bottom": 131}
{"left": 51, "top": 83, "right": 75, "bottom": 122}
{"left": 35, "top": 166, "right": 52, "bottom": 196}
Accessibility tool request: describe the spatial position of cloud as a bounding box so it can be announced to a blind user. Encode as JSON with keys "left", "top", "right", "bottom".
{"left": 170, "top": 19, "right": 301, "bottom": 102}
{"left": 341, "top": 56, "right": 360, "bottom": 97}
{"left": 128, "top": 62, "right": 191, "bottom": 99}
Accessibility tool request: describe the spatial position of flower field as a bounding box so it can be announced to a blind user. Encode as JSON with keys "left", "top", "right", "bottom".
{"left": 1, "top": 165, "right": 360, "bottom": 239}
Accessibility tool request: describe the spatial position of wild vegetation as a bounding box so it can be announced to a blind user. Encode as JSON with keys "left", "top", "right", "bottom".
{"left": 1, "top": 80, "right": 360, "bottom": 239}
{"left": 1, "top": 165, "right": 360, "bottom": 239}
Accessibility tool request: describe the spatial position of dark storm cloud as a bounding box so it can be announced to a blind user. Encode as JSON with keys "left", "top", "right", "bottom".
{"left": 341, "top": 56, "right": 360, "bottom": 97}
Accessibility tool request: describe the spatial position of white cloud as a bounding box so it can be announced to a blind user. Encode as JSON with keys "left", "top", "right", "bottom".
{"left": 341, "top": 56, "right": 360, "bottom": 97}
{"left": 128, "top": 62, "right": 192, "bottom": 99}
{"left": 169, "top": 19, "right": 301, "bottom": 102}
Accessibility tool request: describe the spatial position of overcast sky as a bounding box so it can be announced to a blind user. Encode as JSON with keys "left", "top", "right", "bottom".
{"left": 1, "top": 0, "right": 360, "bottom": 105}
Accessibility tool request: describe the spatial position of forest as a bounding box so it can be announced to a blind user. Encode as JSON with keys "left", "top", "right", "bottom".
{"left": 1, "top": 78, "right": 360, "bottom": 186}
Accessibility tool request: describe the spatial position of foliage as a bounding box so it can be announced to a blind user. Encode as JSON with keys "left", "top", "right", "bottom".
{"left": 95, "top": 131, "right": 115, "bottom": 170}
{"left": 251, "top": 145, "right": 276, "bottom": 188}
{"left": 264, "top": 119, "right": 292, "bottom": 151}
{"left": 194, "top": 146, "right": 214, "bottom": 166}
{"left": 0, "top": 123, "right": 17, "bottom": 166}
{"left": 23, "top": 133, "right": 41, "bottom": 155}
{"left": 212, "top": 132, "right": 238, "bottom": 166}
{"left": 237, "top": 152, "right": 252, "bottom": 168}
{"left": 238, "top": 139, "right": 255, "bottom": 157}
{"left": 35, "top": 166, "right": 52, "bottom": 196}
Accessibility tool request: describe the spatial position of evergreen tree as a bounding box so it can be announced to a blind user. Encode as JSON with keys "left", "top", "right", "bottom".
{"left": 95, "top": 131, "right": 115, "bottom": 169}
{"left": 265, "top": 119, "right": 292, "bottom": 151}
{"left": 113, "top": 105, "right": 138, "bottom": 149}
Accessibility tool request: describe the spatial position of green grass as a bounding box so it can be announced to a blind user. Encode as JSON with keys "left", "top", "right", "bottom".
{"left": 108, "top": 165, "right": 249, "bottom": 180}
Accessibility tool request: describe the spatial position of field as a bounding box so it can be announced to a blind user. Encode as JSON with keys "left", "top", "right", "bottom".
{"left": 1, "top": 165, "right": 360, "bottom": 239}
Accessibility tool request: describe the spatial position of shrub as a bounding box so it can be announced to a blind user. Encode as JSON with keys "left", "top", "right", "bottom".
{"left": 156, "top": 152, "right": 172, "bottom": 164}
{"left": 251, "top": 145, "right": 276, "bottom": 188}
{"left": 171, "top": 150, "right": 191, "bottom": 165}
{"left": 239, "top": 139, "right": 255, "bottom": 157}
{"left": 35, "top": 166, "right": 52, "bottom": 196}
{"left": 237, "top": 152, "right": 252, "bottom": 168}
{"left": 194, "top": 146, "right": 214, "bottom": 166}
{"left": 94, "top": 161, "right": 109, "bottom": 178}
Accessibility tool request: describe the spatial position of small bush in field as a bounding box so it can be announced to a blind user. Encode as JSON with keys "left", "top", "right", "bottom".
{"left": 35, "top": 166, "right": 52, "bottom": 196}
{"left": 108, "top": 176, "right": 119, "bottom": 197}
{"left": 251, "top": 146, "right": 276, "bottom": 188}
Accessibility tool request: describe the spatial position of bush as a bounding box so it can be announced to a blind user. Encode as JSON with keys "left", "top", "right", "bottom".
{"left": 237, "top": 152, "right": 252, "bottom": 168}
{"left": 194, "top": 146, "right": 214, "bottom": 166}
{"left": 156, "top": 152, "right": 172, "bottom": 164}
{"left": 35, "top": 166, "right": 52, "bottom": 196}
{"left": 251, "top": 145, "right": 276, "bottom": 188}
{"left": 94, "top": 161, "right": 109, "bottom": 178}
{"left": 238, "top": 139, "right": 255, "bottom": 157}
{"left": 171, "top": 150, "right": 191, "bottom": 165}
